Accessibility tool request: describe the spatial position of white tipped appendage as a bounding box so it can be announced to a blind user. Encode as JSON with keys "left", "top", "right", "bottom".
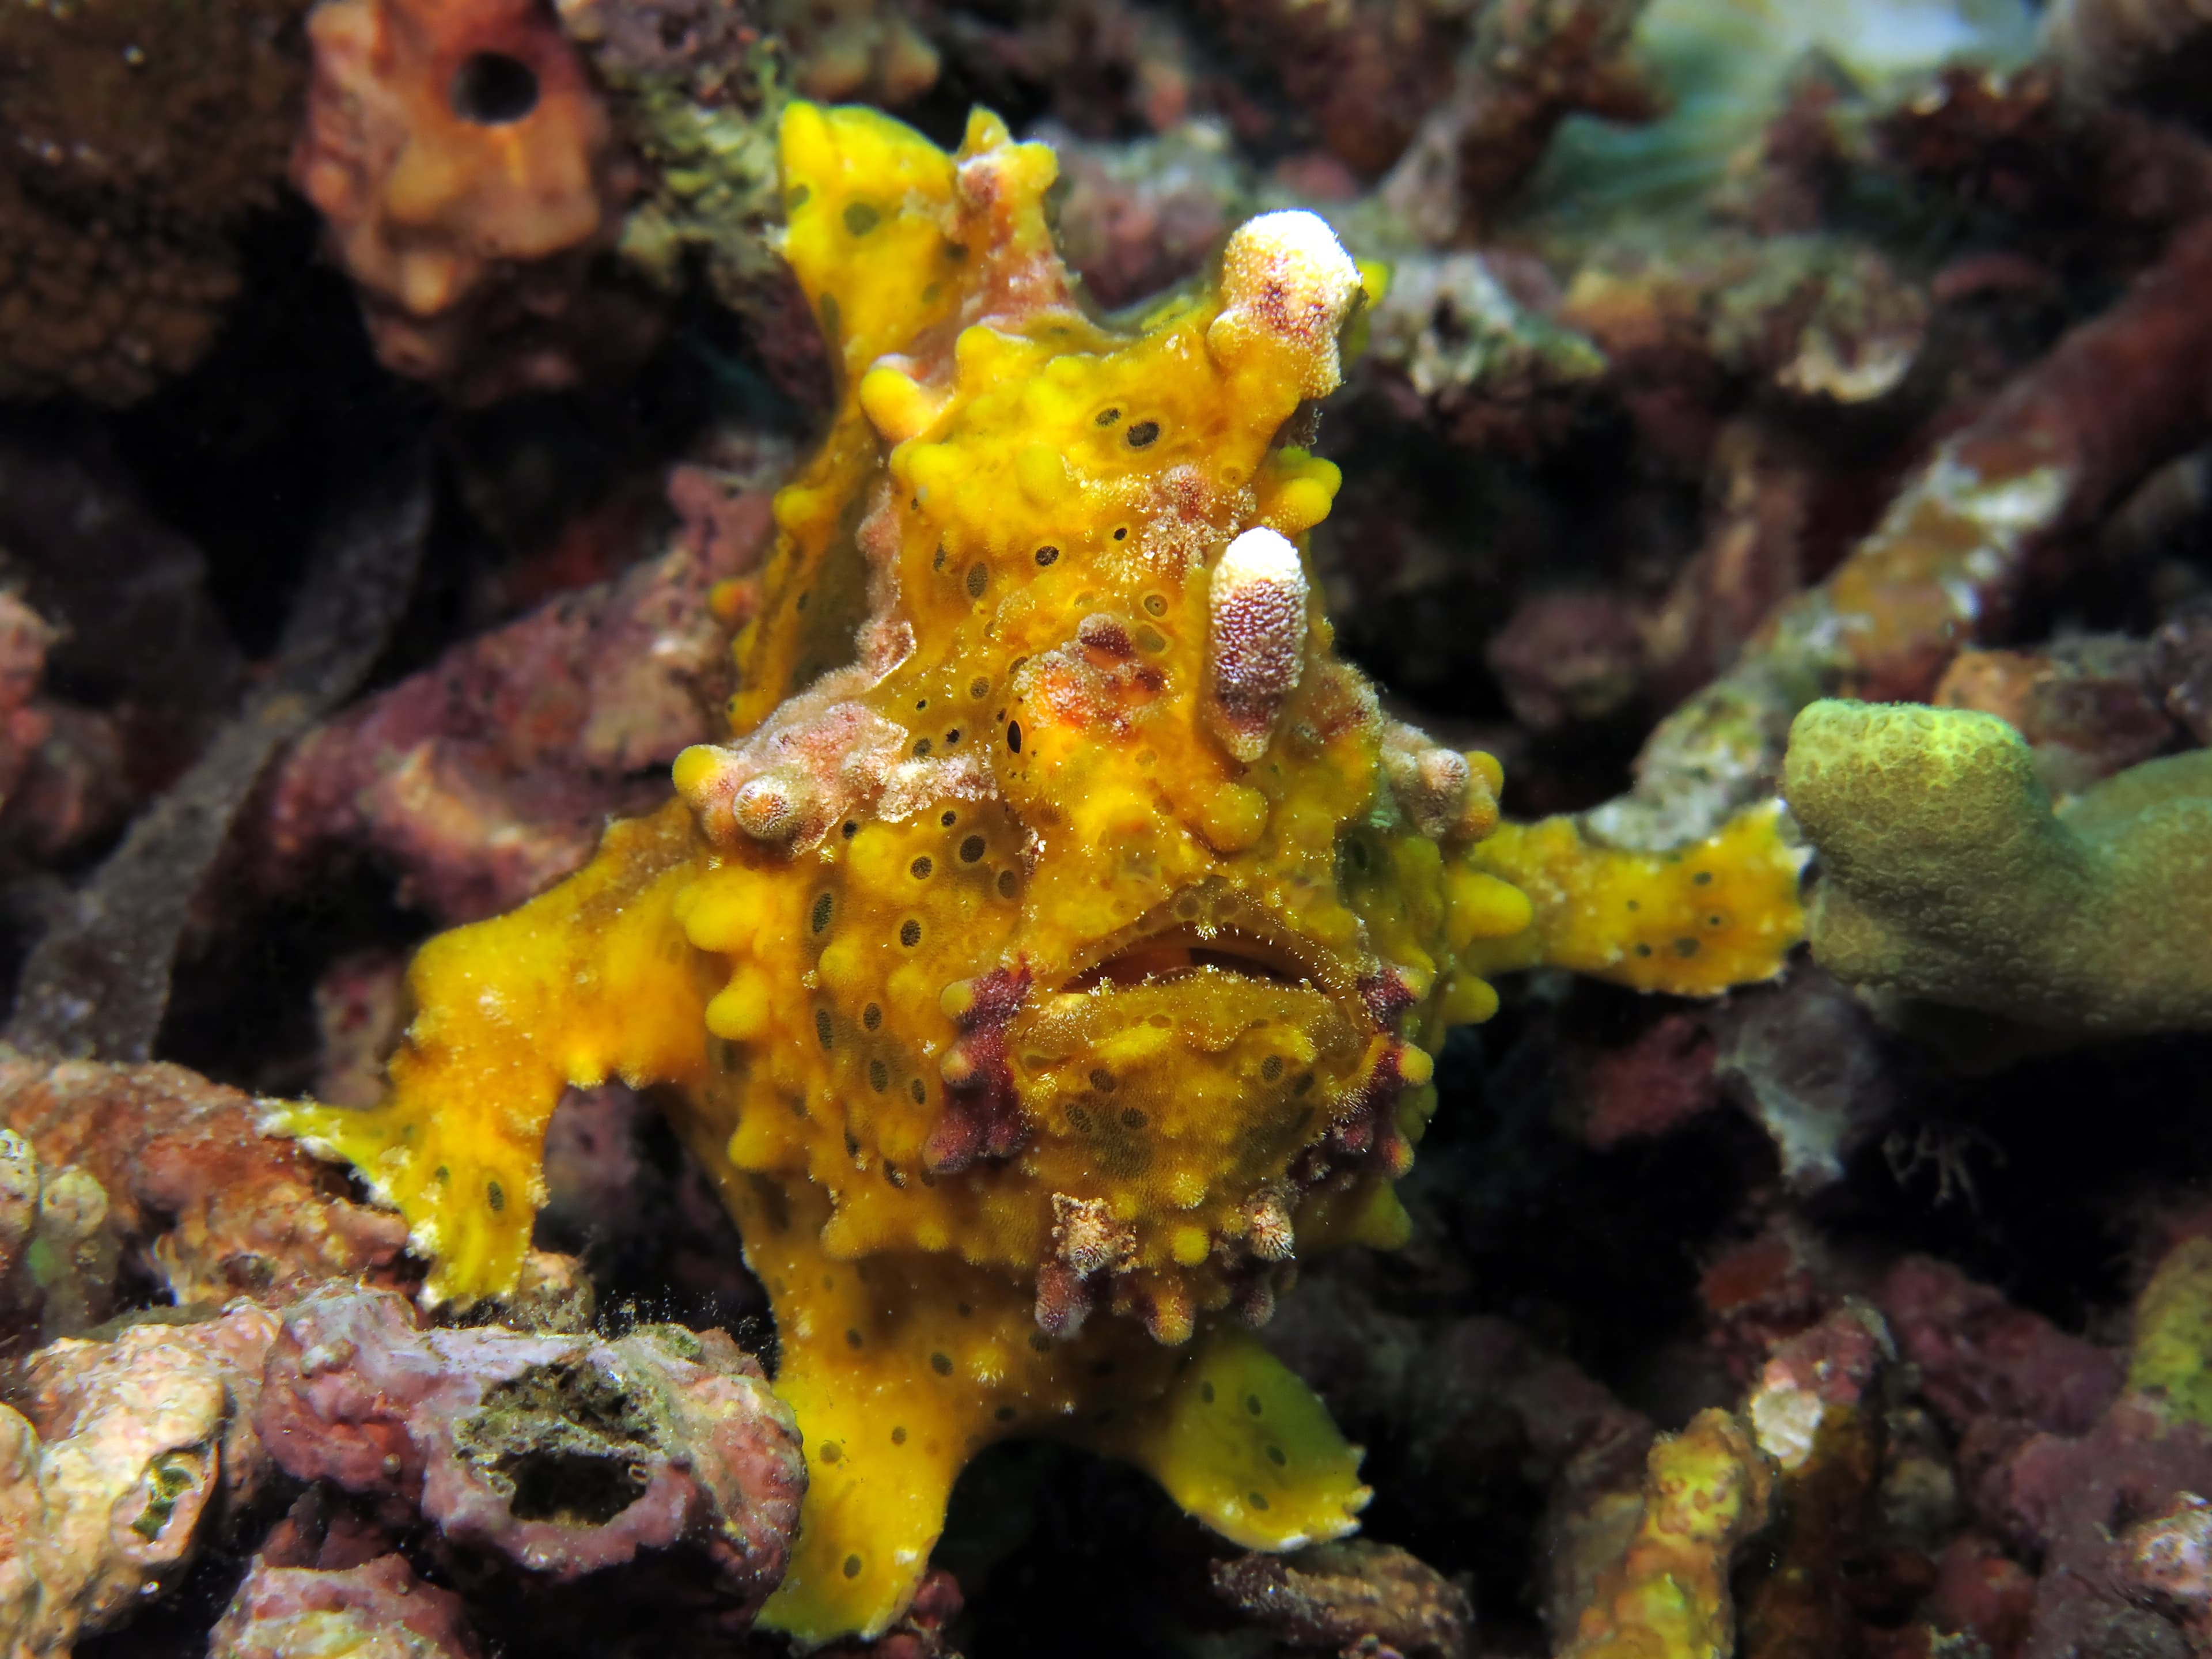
{"left": 1209, "top": 211, "right": 1363, "bottom": 400}
{"left": 1207, "top": 527, "right": 1309, "bottom": 764}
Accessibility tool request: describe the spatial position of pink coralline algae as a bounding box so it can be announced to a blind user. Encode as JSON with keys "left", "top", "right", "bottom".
{"left": 1874, "top": 1256, "right": 2122, "bottom": 1438}
{"left": 256, "top": 1285, "right": 804, "bottom": 1637}
{"left": 0, "top": 1047, "right": 409, "bottom": 1311}
{"left": 260, "top": 495, "right": 771, "bottom": 923}
{"left": 210, "top": 1553, "right": 480, "bottom": 1659}
{"left": 0, "top": 1305, "right": 282, "bottom": 1655}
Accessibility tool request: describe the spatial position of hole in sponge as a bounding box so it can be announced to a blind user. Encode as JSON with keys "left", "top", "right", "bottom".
{"left": 450, "top": 52, "right": 539, "bottom": 124}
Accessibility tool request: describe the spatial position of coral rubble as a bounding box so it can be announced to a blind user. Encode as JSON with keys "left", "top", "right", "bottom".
{"left": 0, "top": 1305, "right": 281, "bottom": 1654}
{"left": 257, "top": 1283, "right": 803, "bottom": 1639}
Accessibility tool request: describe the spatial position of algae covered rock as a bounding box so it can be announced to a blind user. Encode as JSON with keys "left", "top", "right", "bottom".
{"left": 1783, "top": 698, "right": 2212, "bottom": 1040}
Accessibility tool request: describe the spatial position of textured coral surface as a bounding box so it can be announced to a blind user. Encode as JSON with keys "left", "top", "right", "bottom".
{"left": 1786, "top": 698, "right": 2212, "bottom": 1037}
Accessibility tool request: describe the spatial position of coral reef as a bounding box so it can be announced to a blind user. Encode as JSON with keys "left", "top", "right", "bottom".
{"left": 1589, "top": 214, "right": 2212, "bottom": 851}
{"left": 1378, "top": 0, "right": 1661, "bottom": 244}
{"left": 1557, "top": 1408, "right": 1774, "bottom": 1659}
{"left": 260, "top": 481, "right": 767, "bottom": 923}
{"left": 0, "top": 0, "right": 310, "bottom": 403}
{"left": 1210, "top": 1539, "right": 1474, "bottom": 1657}
{"left": 15, "top": 0, "right": 2212, "bottom": 1645}
{"left": 0, "top": 1047, "right": 407, "bottom": 1311}
{"left": 7, "top": 461, "right": 428, "bottom": 1062}
{"left": 210, "top": 1554, "right": 480, "bottom": 1659}
{"left": 290, "top": 0, "right": 653, "bottom": 401}
{"left": 1784, "top": 698, "right": 2212, "bottom": 1039}
{"left": 0, "top": 1305, "right": 281, "bottom": 1654}
{"left": 257, "top": 1283, "right": 803, "bottom": 1640}
{"left": 555, "top": 0, "right": 799, "bottom": 377}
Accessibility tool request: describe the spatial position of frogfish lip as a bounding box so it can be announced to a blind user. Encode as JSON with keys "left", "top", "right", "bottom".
{"left": 1051, "top": 881, "right": 1351, "bottom": 1007}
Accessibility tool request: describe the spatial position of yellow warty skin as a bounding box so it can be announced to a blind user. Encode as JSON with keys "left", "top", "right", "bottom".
{"left": 272, "top": 102, "right": 1804, "bottom": 1645}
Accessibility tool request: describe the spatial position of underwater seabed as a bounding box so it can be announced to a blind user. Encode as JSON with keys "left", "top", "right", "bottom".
{"left": 1, "top": 0, "right": 2211, "bottom": 1653}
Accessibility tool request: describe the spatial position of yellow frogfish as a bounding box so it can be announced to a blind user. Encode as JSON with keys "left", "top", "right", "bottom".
{"left": 272, "top": 102, "right": 1805, "bottom": 1643}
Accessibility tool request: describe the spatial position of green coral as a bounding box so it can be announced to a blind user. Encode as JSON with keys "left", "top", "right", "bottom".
{"left": 2131, "top": 1236, "right": 2212, "bottom": 1427}
{"left": 1783, "top": 698, "right": 2212, "bottom": 1040}
{"left": 557, "top": 0, "right": 789, "bottom": 317}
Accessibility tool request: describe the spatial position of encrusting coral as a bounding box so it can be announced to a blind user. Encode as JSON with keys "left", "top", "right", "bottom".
{"left": 256, "top": 1284, "right": 805, "bottom": 1638}
{"left": 1784, "top": 698, "right": 2212, "bottom": 1040}
{"left": 271, "top": 101, "right": 1801, "bottom": 1643}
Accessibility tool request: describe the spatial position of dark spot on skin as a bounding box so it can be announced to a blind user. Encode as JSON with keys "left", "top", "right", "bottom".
{"left": 997, "top": 869, "right": 1018, "bottom": 897}
{"left": 1709, "top": 915, "right": 1724, "bottom": 927}
{"left": 1634, "top": 942, "right": 1653, "bottom": 957}
{"left": 958, "top": 1302, "right": 972, "bottom": 1317}
{"left": 931, "top": 1352, "right": 953, "bottom": 1376}
{"left": 863, "top": 1003, "right": 882, "bottom": 1030}
{"left": 821, "top": 1442, "right": 842, "bottom": 1462}
{"left": 946, "top": 729, "right": 960, "bottom": 744}
{"left": 1096, "top": 407, "right": 1120, "bottom": 426}
{"left": 885, "top": 1162, "right": 904, "bottom": 1188}
{"left": 812, "top": 893, "right": 833, "bottom": 934}
{"left": 1067, "top": 1105, "right": 1093, "bottom": 1132}
{"left": 1121, "top": 1108, "right": 1147, "bottom": 1130}
{"left": 960, "top": 835, "right": 987, "bottom": 862}
{"left": 1626, "top": 899, "right": 1639, "bottom": 911}
{"left": 911, "top": 1078, "right": 927, "bottom": 1103}
{"left": 844, "top": 1555, "right": 863, "bottom": 1579}
{"left": 1674, "top": 938, "right": 1700, "bottom": 957}
{"left": 970, "top": 677, "right": 990, "bottom": 699}
{"left": 1694, "top": 870, "right": 1713, "bottom": 885}
{"left": 435, "top": 1165, "right": 450, "bottom": 1183}
{"left": 847, "top": 1328, "right": 864, "bottom": 1348}
{"left": 1262, "top": 1055, "right": 1283, "bottom": 1082}
{"left": 487, "top": 1181, "right": 505, "bottom": 1212}
{"left": 901, "top": 921, "right": 923, "bottom": 947}
{"left": 914, "top": 738, "right": 933, "bottom": 757}
{"left": 845, "top": 1132, "right": 860, "bottom": 1157}
{"left": 934, "top": 546, "right": 947, "bottom": 571}
{"left": 1036, "top": 545, "right": 1059, "bottom": 566}
{"left": 796, "top": 592, "right": 809, "bottom": 611}
{"left": 788, "top": 184, "right": 811, "bottom": 209}
{"left": 1112, "top": 527, "right": 1127, "bottom": 541}
{"left": 1249, "top": 1492, "right": 1269, "bottom": 1510}
{"left": 911, "top": 856, "right": 934, "bottom": 879}
{"left": 843, "top": 202, "right": 880, "bottom": 236}
{"left": 1201, "top": 1381, "right": 1215, "bottom": 1403}
{"left": 1245, "top": 1395, "right": 1263, "bottom": 1415}
{"left": 869, "top": 1059, "right": 889, "bottom": 1092}
{"left": 966, "top": 563, "right": 988, "bottom": 600}
{"left": 1143, "top": 593, "right": 1166, "bottom": 616}
{"left": 1294, "top": 1073, "right": 1315, "bottom": 1095}
{"left": 942, "top": 809, "right": 957, "bottom": 826}
{"left": 892, "top": 1426, "right": 907, "bottom": 1444}
{"left": 1126, "top": 420, "right": 1160, "bottom": 448}
{"left": 1089, "top": 1068, "right": 1115, "bottom": 1092}
{"left": 843, "top": 821, "right": 858, "bottom": 839}
{"left": 1267, "top": 1445, "right": 1286, "bottom": 1465}
{"left": 816, "top": 1009, "right": 835, "bottom": 1049}
{"left": 1006, "top": 721, "right": 1022, "bottom": 752}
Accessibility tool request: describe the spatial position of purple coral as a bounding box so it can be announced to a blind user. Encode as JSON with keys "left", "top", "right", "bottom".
{"left": 256, "top": 1285, "right": 803, "bottom": 1635}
